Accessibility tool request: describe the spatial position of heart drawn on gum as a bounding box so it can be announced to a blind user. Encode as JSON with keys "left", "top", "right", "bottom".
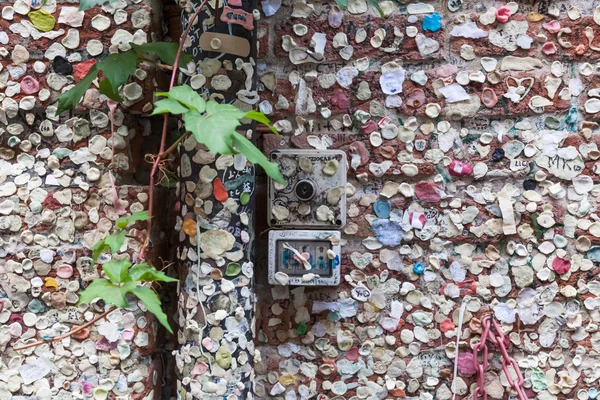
{"left": 505, "top": 76, "right": 535, "bottom": 102}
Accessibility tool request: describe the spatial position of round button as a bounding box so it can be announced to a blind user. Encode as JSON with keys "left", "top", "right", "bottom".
{"left": 295, "top": 179, "right": 316, "bottom": 202}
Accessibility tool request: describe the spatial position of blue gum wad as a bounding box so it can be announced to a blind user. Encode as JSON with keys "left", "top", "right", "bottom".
{"left": 371, "top": 219, "right": 403, "bottom": 247}
{"left": 373, "top": 198, "right": 391, "bottom": 219}
{"left": 422, "top": 12, "right": 441, "bottom": 32}
{"left": 587, "top": 246, "right": 600, "bottom": 262}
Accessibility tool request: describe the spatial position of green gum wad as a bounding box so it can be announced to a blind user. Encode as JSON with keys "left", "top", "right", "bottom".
{"left": 531, "top": 367, "right": 548, "bottom": 392}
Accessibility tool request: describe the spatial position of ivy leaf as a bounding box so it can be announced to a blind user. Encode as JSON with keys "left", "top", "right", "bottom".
{"left": 184, "top": 109, "right": 237, "bottom": 155}
{"left": 119, "top": 277, "right": 137, "bottom": 297}
{"left": 157, "top": 86, "right": 206, "bottom": 112}
{"left": 57, "top": 41, "right": 186, "bottom": 114}
{"left": 79, "top": 0, "right": 115, "bottom": 11}
{"left": 116, "top": 211, "right": 151, "bottom": 229}
{"left": 296, "top": 321, "right": 308, "bottom": 335}
{"left": 56, "top": 64, "right": 100, "bottom": 115}
{"left": 78, "top": 278, "right": 129, "bottom": 308}
{"left": 129, "top": 263, "right": 178, "bottom": 283}
{"left": 102, "top": 259, "right": 132, "bottom": 283}
{"left": 130, "top": 42, "right": 192, "bottom": 66}
{"left": 98, "top": 51, "right": 138, "bottom": 93}
{"left": 367, "top": 0, "right": 385, "bottom": 17}
{"left": 206, "top": 100, "right": 246, "bottom": 121}
{"left": 531, "top": 212, "right": 544, "bottom": 240}
{"left": 99, "top": 78, "right": 121, "bottom": 102}
{"left": 183, "top": 101, "right": 246, "bottom": 155}
{"left": 244, "top": 110, "right": 280, "bottom": 136}
{"left": 132, "top": 286, "right": 173, "bottom": 333}
{"left": 244, "top": 110, "right": 271, "bottom": 125}
{"left": 105, "top": 230, "right": 126, "bottom": 253}
{"left": 91, "top": 237, "right": 109, "bottom": 262}
{"left": 183, "top": 100, "right": 284, "bottom": 182}
{"left": 232, "top": 132, "right": 285, "bottom": 184}
{"left": 151, "top": 98, "right": 190, "bottom": 116}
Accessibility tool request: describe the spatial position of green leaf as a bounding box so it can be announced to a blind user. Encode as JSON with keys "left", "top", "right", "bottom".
{"left": 99, "top": 78, "right": 121, "bottom": 102}
{"left": 151, "top": 98, "right": 190, "bottom": 116}
{"left": 116, "top": 211, "right": 152, "bottom": 229}
{"left": 132, "top": 286, "right": 173, "bottom": 333}
{"left": 231, "top": 132, "right": 285, "bottom": 184}
{"left": 119, "top": 277, "right": 137, "bottom": 297}
{"left": 105, "top": 230, "right": 126, "bottom": 253}
{"left": 367, "top": 0, "right": 384, "bottom": 17}
{"left": 531, "top": 212, "right": 544, "bottom": 240}
{"left": 183, "top": 101, "right": 248, "bottom": 155}
{"left": 244, "top": 110, "right": 280, "bottom": 136}
{"left": 335, "top": 0, "right": 348, "bottom": 9}
{"left": 183, "top": 100, "right": 284, "bottom": 183}
{"left": 78, "top": 278, "right": 129, "bottom": 308}
{"left": 157, "top": 86, "right": 206, "bottom": 112}
{"left": 130, "top": 42, "right": 192, "bottom": 66}
{"left": 244, "top": 110, "right": 271, "bottom": 125}
{"left": 184, "top": 109, "right": 237, "bottom": 155}
{"left": 91, "top": 238, "right": 109, "bottom": 262}
{"left": 56, "top": 64, "right": 100, "bottom": 115}
{"left": 57, "top": 48, "right": 140, "bottom": 114}
{"left": 157, "top": 168, "right": 178, "bottom": 188}
{"left": 98, "top": 51, "right": 138, "bottom": 92}
{"left": 206, "top": 100, "right": 246, "bottom": 121}
{"left": 129, "top": 263, "right": 178, "bottom": 283}
{"left": 102, "top": 259, "right": 131, "bottom": 283}
{"left": 296, "top": 321, "right": 308, "bottom": 335}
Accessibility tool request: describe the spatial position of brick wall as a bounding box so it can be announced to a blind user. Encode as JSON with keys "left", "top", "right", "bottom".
{"left": 254, "top": 0, "right": 600, "bottom": 399}
{"left": 0, "top": 1, "right": 170, "bottom": 399}
{"left": 4, "top": 0, "right": 600, "bottom": 399}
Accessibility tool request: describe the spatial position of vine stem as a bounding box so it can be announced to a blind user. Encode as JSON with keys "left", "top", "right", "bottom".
{"left": 140, "top": 0, "right": 209, "bottom": 261}
{"left": 159, "top": 131, "right": 191, "bottom": 158}
{"left": 141, "top": 57, "right": 174, "bottom": 71}
{"left": 13, "top": 307, "right": 117, "bottom": 351}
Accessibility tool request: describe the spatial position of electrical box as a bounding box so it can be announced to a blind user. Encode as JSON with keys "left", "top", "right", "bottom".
{"left": 268, "top": 230, "right": 341, "bottom": 286}
{"left": 267, "top": 149, "right": 346, "bottom": 286}
{"left": 268, "top": 149, "right": 347, "bottom": 228}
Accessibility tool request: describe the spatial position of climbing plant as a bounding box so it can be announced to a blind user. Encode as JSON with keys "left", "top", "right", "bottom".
{"left": 82, "top": 211, "right": 178, "bottom": 332}
{"left": 56, "top": 42, "right": 192, "bottom": 114}
{"left": 151, "top": 86, "right": 284, "bottom": 182}
{"left": 56, "top": 43, "right": 284, "bottom": 184}
{"left": 45, "top": 0, "right": 286, "bottom": 342}
{"left": 13, "top": 211, "right": 176, "bottom": 350}
{"left": 41, "top": 0, "right": 284, "bottom": 345}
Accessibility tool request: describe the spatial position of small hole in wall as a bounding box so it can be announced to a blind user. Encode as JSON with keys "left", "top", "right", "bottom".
{"left": 271, "top": 218, "right": 277, "bottom": 225}
{"left": 336, "top": 219, "right": 342, "bottom": 226}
